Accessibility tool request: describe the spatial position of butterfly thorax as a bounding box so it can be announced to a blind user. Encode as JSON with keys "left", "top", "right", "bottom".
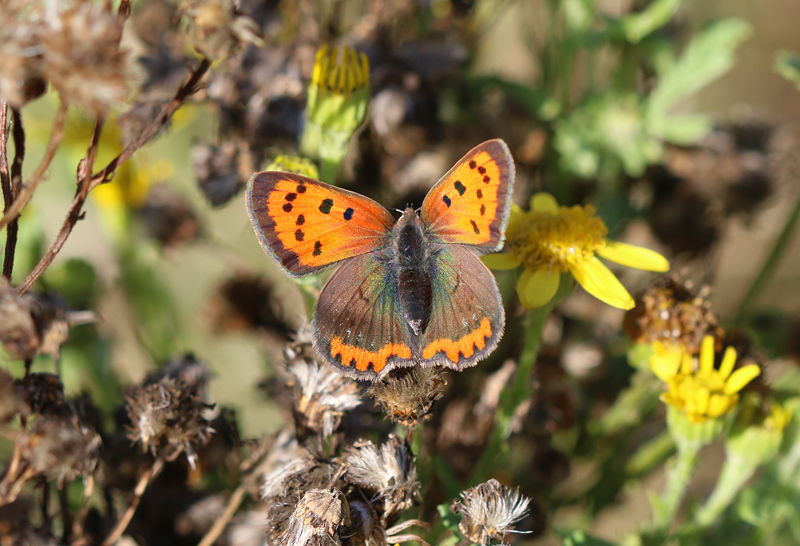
{"left": 391, "top": 209, "right": 434, "bottom": 339}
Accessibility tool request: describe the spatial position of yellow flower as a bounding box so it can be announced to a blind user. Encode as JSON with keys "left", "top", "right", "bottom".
{"left": 651, "top": 336, "right": 761, "bottom": 423}
{"left": 305, "top": 44, "right": 370, "bottom": 136}
{"left": 265, "top": 155, "right": 320, "bottom": 179}
{"left": 483, "top": 192, "right": 669, "bottom": 310}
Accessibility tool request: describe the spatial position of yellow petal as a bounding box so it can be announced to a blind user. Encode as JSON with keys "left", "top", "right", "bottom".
{"left": 482, "top": 252, "right": 522, "bottom": 270}
{"left": 516, "top": 269, "right": 536, "bottom": 309}
{"left": 570, "top": 257, "right": 635, "bottom": 310}
{"left": 693, "top": 386, "right": 710, "bottom": 416}
{"left": 707, "top": 394, "right": 734, "bottom": 418}
{"left": 530, "top": 192, "right": 558, "bottom": 213}
{"left": 718, "top": 346, "right": 738, "bottom": 379}
{"left": 724, "top": 364, "right": 761, "bottom": 395}
{"left": 700, "top": 336, "right": 715, "bottom": 374}
{"left": 523, "top": 268, "right": 560, "bottom": 309}
{"left": 680, "top": 351, "right": 693, "bottom": 375}
{"left": 649, "top": 341, "right": 683, "bottom": 382}
{"left": 597, "top": 240, "right": 670, "bottom": 272}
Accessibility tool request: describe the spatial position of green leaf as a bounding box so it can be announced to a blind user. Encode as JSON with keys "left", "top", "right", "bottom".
{"left": 620, "top": 0, "right": 683, "bottom": 43}
{"left": 656, "top": 113, "right": 711, "bottom": 143}
{"left": 775, "top": 50, "right": 800, "bottom": 91}
{"left": 647, "top": 18, "right": 752, "bottom": 122}
{"left": 436, "top": 503, "right": 463, "bottom": 537}
{"left": 559, "top": 529, "right": 618, "bottom": 546}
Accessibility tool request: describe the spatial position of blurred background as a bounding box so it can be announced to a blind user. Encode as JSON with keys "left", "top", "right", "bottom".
{"left": 3, "top": 0, "right": 800, "bottom": 544}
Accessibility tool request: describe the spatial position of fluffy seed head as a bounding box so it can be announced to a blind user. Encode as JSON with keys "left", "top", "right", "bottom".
{"left": 452, "top": 479, "right": 531, "bottom": 545}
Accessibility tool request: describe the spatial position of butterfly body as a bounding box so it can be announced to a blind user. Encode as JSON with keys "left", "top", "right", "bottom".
{"left": 247, "top": 139, "right": 515, "bottom": 381}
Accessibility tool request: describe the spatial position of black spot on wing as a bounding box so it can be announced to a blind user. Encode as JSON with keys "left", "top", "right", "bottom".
{"left": 296, "top": 214, "right": 305, "bottom": 225}
{"left": 443, "top": 195, "right": 452, "bottom": 207}
{"left": 343, "top": 207, "right": 354, "bottom": 221}
{"left": 282, "top": 203, "right": 293, "bottom": 212}
{"left": 319, "top": 198, "right": 334, "bottom": 214}
{"left": 285, "top": 192, "right": 297, "bottom": 201}
{"left": 454, "top": 181, "right": 466, "bottom": 195}
{"left": 313, "top": 240, "right": 322, "bottom": 256}
{"left": 295, "top": 229, "right": 304, "bottom": 241}
{"left": 470, "top": 220, "right": 480, "bottom": 234}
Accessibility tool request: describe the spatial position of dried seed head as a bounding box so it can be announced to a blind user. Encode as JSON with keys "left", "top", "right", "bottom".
{"left": 282, "top": 489, "right": 349, "bottom": 546}
{"left": 207, "top": 273, "right": 291, "bottom": 335}
{"left": 344, "top": 436, "right": 419, "bottom": 525}
{"left": 138, "top": 184, "right": 202, "bottom": 247}
{"left": 0, "top": 3, "right": 46, "bottom": 108}
{"left": 452, "top": 479, "right": 531, "bottom": 546}
{"left": 193, "top": 141, "right": 250, "bottom": 207}
{"left": 263, "top": 452, "right": 343, "bottom": 546}
{"left": 41, "top": 1, "right": 128, "bottom": 116}
{"left": 19, "top": 372, "right": 65, "bottom": 416}
{"left": 181, "top": 0, "right": 265, "bottom": 60}
{"left": 0, "top": 276, "right": 39, "bottom": 360}
{"left": 623, "top": 275, "right": 720, "bottom": 354}
{"left": 24, "top": 292, "right": 71, "bottom": 360}
{"left": 126, "top": 357, "right": 215, "bottom": 468}
{"left": 366, "top": 367, "right": 445, "bottom": 426}
{"left": 23, "top": 414, "right": 101, "bottom": 487}
{"left": 282, "top": 328, "right": 361, "bottom": 438}
{"left": 0, "top": 369, "right": 28, "bottom": 424}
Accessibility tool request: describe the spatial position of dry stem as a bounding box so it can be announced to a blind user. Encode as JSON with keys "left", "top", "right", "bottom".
{"left": 100, "top": 457, "right": 165, "bottom": 546}
{"left": 197, "top": 484, "right": 248, "bottom": 546}
{"left": 0, "top": 101, "right": 68, "bottom": 231}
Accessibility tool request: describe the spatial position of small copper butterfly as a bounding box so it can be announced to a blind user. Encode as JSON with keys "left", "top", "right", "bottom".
{"left": 246, "top": 140, "right": 515, "bottom": 381}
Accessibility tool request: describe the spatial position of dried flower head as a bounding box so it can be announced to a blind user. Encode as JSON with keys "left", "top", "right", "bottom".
{"left": 344, "top": 436, "right": 419, "bottom": 525}
{"left": 366, "top": 367, "right": 446, "bottom": 426}
{"left": 0, "top": 369, "right": 28, "bottom": 424}
{"left": 41, "top": 1, "right": 129, "bottom": 116}
{"left": 138, "top": 184, "right": 202, "bottom": 247}
{"left": 0, "top": 276, "right": 39, "bottom": 360}
{"left": 0, "top": 3, "right": 46, "bottom": 108}
{"left": 282, "top": 489, "right": 350, "bottom": 546}
{"left": 181, "top": 0, "right": 265, "bottom": 60}
{"left": 126, "top": 357, "right": 215, "bottom": 468}
{"left": 193, "top": 140, "right": 251, "bottom": 207}
{"left": 1, "top": 412, "right": 101, "bottom": 505}
{"left": 624, "top": 276, "right": 720, "bottom": 355}
{"left": 208, "top": 274, "right": 291, "bottom": 334}
{"left": 262, "top": 450, "right": 342, "bottom": 546}
{"left": 452, "top": 479, "right": 531, "bottom": 546}
{"left": 285, "top": 329, "right": 361, "bottom": 438}
{"left": 19, "top": 373, "right": 65, "bottom": 416}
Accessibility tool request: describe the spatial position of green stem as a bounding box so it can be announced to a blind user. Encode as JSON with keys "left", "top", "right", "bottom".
{"left": 626, "top": 430, "right": 676, "bottom": 476}
{"left": 468, "top": 276, "right": 574, "bottom": 484}
{"left": 735, "top": 187, "right": 800, "bottom": 322}
{"left": 694, "top": 452, "right": 754, "bottom": 527}
{"left": 655, "top": 444, "right": 699, "bottom": 529}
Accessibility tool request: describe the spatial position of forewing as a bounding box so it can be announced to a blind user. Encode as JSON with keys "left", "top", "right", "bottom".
{"left": 420, "top": 139, "right": 514, "bottom": 251}
{"left": 420, "top": 245, "right": 505, "bottom": 370}
{"left": 313, "top": 253, "right": 415, "bottom": 381}
{"left": 247, "top": 172, "right": 395, "bottom": 276}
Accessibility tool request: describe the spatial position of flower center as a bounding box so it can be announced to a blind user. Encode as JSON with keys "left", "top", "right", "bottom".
{"left": 505, "top": 204, "right": 608, "bottom": 272}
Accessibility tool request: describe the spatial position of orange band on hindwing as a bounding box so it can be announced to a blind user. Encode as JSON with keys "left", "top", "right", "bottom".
{"left": 422, "top": 318, "right": 493, "bottom": 363}
{"left": 330, "top": 337, "right": 413, "bottom": 374}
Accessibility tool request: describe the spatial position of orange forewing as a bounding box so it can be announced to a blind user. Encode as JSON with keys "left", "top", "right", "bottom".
{"left": 247, "top": 172, "right": 395, "bottom": 276}
{"left": 420, "top": 139, "right": 514, "bottom": 250}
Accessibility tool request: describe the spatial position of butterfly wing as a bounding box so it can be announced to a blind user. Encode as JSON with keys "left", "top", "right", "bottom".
{"left": 420, "top": 245, "right": 504, "bottom": 371}
{"left": 420, "top": 139, "right": 515, "bottom": 251}
{"left": 247, "top": 172, "right": 395, "bottom": 276}
{"left": 313, "top": 252, "right": 415, "bottom": 381}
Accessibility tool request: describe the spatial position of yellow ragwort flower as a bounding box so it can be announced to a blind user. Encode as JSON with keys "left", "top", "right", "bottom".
{"left": 306, "top": 44, "right": 370, "bottom": 135}
{"left": 483, "top": 192, "right": 669, "bottom": 310}
{"left": 650, "top": 336, "right": 761, "bottom": 423}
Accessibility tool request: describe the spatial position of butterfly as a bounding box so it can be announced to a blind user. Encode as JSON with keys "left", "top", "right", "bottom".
{"left": 246, "top": 139, "right": 515, "bottom": 381}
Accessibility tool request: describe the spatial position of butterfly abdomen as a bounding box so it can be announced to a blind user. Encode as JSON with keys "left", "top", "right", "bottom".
{"left": 393, "top": 210, "right": 434, "bottom": 339}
